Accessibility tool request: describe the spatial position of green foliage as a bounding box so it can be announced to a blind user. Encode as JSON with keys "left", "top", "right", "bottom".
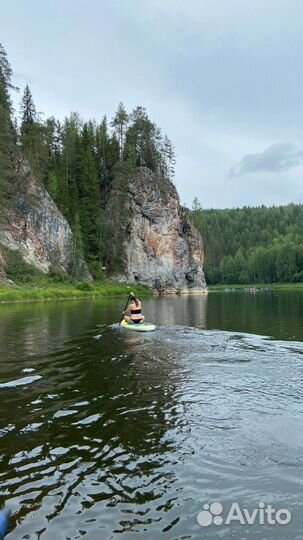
{"left": 5, "top": 248, "right": 43, "bottom": 282}
{"left": 0, "top": 42, "right": 14, "bottom": 114}
{"left": 46, "top": 170, "right": 58, "bottom": 199}
{"left": 111, "top": 102, "right": 128, "bottom": 159}
{"left": 191, "top": 201, "right": 303, "bottom": 284}
{"left": 47, "top": 265, "right": 74, "bottom": 283}
{"left": 101, "top": 160, "right": 135, "bottom": 271}
{"left": 0, "top": 281, "right": 152, "bottom": 302}
{"left": 76, "top": 281, "right": 94, "bottom": 291}
{"left": 0, "top": 104, "right": 14, "bottom": 204}
{"left": 124, "top": 106, "right": 175, "bottom": 180}
{"left": 0, "top": 43, "right": 15, "bottom": 204}
{"left": 20, "top": 85, "right": 48, "bottom": 178}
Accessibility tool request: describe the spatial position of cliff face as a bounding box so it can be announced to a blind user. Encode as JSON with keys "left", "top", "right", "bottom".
{"left": 0, "top": 161, "right": 207, "bottom": 292}
{"left": 123, "top": 168, "right": 207, "bottom": 294}
{"left": 0, "top": 159, "right": 90, "bottom": 282}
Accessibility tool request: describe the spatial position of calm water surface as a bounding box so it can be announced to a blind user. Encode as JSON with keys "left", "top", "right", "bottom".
{"left": 0, "top": 291, "right": 302, "bottom": 539}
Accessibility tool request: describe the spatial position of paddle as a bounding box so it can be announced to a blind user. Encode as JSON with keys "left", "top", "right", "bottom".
{"left": 119, "top": 293, "right": 132, "bottom": 323}
{"left": 0, "top": 508, "right": 11, "bottom": 540}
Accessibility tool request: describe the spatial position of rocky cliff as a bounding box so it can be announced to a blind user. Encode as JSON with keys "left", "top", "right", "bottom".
{"left": 0, "top": 161, "right": 207, "bottom": 293}
{"left": 122, "top": 168, "right": 207, "bottom": 294}
{"left": 0, "top": 159, "right": 90, "bottom": 282}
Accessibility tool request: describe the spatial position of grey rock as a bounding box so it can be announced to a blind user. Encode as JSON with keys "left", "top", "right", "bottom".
{"left": 0, "top": 158, "right": 91, "bottom": 281}
{"left": 121, "top": 168, "right": 207, "bottom": 294}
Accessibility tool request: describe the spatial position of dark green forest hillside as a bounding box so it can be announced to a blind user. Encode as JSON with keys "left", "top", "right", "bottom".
{"left": 0, "top": 43, "right": 175, "bottom": 277}
{"left": 191, "top": 199, "right": 303, "bottom": 284}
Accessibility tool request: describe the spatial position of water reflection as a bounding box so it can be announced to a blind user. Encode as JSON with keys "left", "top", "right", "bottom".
{"left": 0, "top": 294, "right": 302, "bottom": 539}
{"left": 0, "top": 300, "right": 185, "bottom": 538}
{"left": 145, "top": 294, "right": 208, "bottom": 328}
{"left": 206, "top": 290, "right": 303, "bottom": 340}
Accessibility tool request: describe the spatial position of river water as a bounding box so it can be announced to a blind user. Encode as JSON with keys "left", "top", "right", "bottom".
{"left": 0, "top": 291, "right": 302, "bottom": 539}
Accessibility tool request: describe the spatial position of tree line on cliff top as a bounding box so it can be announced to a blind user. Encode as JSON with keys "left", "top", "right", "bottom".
{"left": 191, "top": 198, "right": 303, "bottom": 284}
{"left": 0, "top": 43, "right": 176, "bottom": 276}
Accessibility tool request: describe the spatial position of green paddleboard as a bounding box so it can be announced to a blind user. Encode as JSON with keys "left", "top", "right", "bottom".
{"left": 120, "top": 320, "right": 156, "bottom": 332}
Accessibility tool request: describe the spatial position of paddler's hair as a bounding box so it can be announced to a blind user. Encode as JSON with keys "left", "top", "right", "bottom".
{"left": 130, "top": 292, "right": 139, "bottom": 306}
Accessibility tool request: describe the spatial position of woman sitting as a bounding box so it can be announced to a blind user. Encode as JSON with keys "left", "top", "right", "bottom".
{"left": 122, "top": 293, "right": 145, "bottom": 324}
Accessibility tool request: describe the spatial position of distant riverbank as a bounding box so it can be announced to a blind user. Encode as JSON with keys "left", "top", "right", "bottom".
{"left": 0, "top": 281, "right": 151, "bottom": 303}
{"left": 208, "top": 283, "right": 303, "bottom": 292}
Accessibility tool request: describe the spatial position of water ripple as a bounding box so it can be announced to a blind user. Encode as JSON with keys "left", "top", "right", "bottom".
{"left": 0, "top": 322, "right": 302, "bottom": 539}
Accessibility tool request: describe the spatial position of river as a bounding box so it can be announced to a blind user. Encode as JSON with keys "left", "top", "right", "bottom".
{"left": 0, "top": 291, "right": 302, "bottom": 539}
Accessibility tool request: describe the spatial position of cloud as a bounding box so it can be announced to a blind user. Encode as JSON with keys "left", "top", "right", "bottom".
{"left": 2, "top": 0, "right": 302, "bottom": 207}
{"left": 229, "top": 143, "right": 303, "bottom": 178}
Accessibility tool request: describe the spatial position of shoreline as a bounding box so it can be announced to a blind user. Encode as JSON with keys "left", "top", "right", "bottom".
{"left": 0, "top": 282, "right": 152, "bottom": 304}
{"left": 208, "top": 283, "right": 303, "bottom": 292}
{"left": 0, "top": 281, "right": 302, "bottom": 304}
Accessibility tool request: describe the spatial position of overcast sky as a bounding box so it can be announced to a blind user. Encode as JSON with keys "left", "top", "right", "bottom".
{"left": 1, "top": 0, "right": 302, "bottom": 208}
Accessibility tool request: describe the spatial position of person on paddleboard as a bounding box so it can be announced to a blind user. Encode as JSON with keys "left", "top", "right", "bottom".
{"left": 122, "top": 293, "right": 145, "bottom": 324}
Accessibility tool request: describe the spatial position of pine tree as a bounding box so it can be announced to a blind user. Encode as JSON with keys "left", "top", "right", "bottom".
{"left": 125, "top": 106, "right": 159, "bottom": 170}
{"left": 43, "top": 117, "right": 62, "bottom": 192}
{"left": 20, "top": 84, "right": 37, "bottom": 125}
{"left": 20, "top": 85, "right": 46, "bottom": 177}
{"left": 96, "top": 115, "right": 109, "bottom": 198}
{"left": 0, "top": 105, "right": 14, "bottom": 203}
{"left": 111, "top": 102, "right": 128, "bottom": 160}
{"left": 0, "top": 43, "right": 15, "bottom": 205}
{"left": 0, "top": 43, "right": 14, "bottom": 114}
{"left": 60, "top": 113, "right": 82, "bottom": 218}
{"left": 76, "top": 122, "right": 100, "bottom": 263}
{"left": 163, "top": 135, "right": 176, "bottom": 181}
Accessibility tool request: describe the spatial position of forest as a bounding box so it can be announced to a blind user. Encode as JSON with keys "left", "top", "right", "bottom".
{"left": 191, "top": 199, "right": 303, "bottom": 284}
{"left": 0, "top": 43, "right": 175, "bottom": 277}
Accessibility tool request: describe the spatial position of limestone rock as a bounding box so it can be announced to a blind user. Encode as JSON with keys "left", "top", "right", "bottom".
{"left": 0, "top": 159, "right": 91, "bottom": 281}
{"left": 123, "top": 168, "right": 207, "bottom": 294}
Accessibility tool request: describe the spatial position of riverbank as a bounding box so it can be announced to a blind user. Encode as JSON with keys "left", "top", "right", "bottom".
{"left": 208, "top": 283, "right": 303, "bottom": 292}
{"left": 0, "top": 281, "right": 152, "bottom": 303}
{"left": 1, "top": 280, "right": 302, "bottom": 303}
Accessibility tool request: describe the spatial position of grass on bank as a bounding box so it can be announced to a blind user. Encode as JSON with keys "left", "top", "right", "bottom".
{"left": 2, "top": 280, "right": 302, "bottom": 303}
{"left": 0, "top": 280, "right": 152, "bottom": 303}
{"left": 0, "top": 251, "right": 152, "bottom": 302}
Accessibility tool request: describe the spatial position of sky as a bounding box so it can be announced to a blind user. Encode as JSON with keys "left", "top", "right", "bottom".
{"left": 1, "top": 0, "right": 302, "bottom": 208}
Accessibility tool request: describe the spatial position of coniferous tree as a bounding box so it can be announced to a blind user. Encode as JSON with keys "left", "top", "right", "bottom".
{"left": 20, "top": 85, "right": 46, "bottom": 177}
{"left": 77, "top": 122, "right": 100, "bottom": 263}
{"left": 96, "top": 116, "right": 119, "bottom": 203}
{"left": 0, "top": 43, "right": 14, "bottom": 115}
{"left": 164, "top": 135, "right": 176, "bottom": 180}
{"left": 111, "top": 102, "right": 128, "bottom": 160}
{"left": 20, "top": 84, "right": 37, "bottom": 125}
{"left": 0, "top": 106, "right": 14, "bottom": 203}
{"left": 43, "top": 117, "right": 62, "bottom": 197}
{"left": 125, "top": 106, "right": 159, "bottom": 170}
{"left": 0, "top": 43, "right": 15, "bottom": 204}
{"left": 60, "top": 113, "right": 82, "bottom": 218}
{"left": 96, "top": 115, "right": 109, "bottom": 197}
{"left": 191, "top": 204, "right": 303, "bottom": 284}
